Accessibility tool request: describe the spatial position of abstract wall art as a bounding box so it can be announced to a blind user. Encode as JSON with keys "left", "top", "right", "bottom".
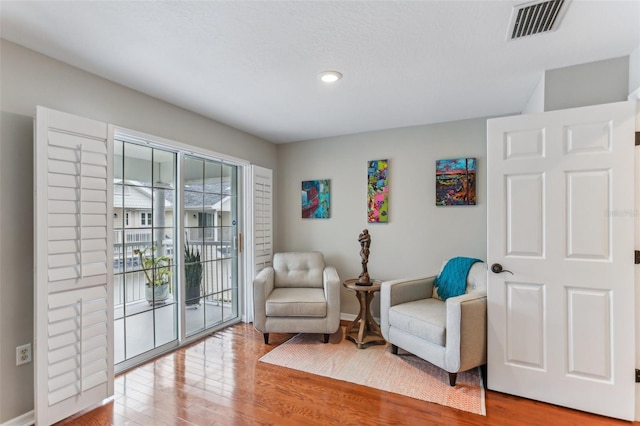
{"left": 367, "top": 159, "right": 389, "bottom": 223}
{"left": 301, "top": 179, "right": 330, "bottom": 218}
{"left": 435, "top": 158, "right": 476, "bottom": 206}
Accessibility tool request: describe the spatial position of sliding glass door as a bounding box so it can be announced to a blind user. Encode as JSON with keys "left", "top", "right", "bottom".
{"left": 183, "top": 156, "right": 238, "bottom": 336}
{"left": 113, "top": 139, "right": 239, "bottom": 367}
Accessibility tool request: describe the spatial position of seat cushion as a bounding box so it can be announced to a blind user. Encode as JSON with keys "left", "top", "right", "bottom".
{"left": 388, "top": 298, "right": 446, "bottom": 346}
{"left": 265, "top": 288, "right": 327, "bottom": 317}
{"left": 273, "top": 252, "right": 325, "bottom": 288}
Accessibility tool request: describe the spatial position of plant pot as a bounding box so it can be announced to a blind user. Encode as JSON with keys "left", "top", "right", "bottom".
{"left": 146, "top": 282, "right": 170, "bottom": 305}
{"left": 185, "top": 286, "right": 200, "bottom": 307}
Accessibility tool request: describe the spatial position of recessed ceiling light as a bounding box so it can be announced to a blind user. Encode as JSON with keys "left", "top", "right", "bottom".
{"left": 319, "top": 71, "right": 342, "bottom": 83}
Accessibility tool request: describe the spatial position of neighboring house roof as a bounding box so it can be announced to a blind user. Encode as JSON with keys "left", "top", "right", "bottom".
{"left": 114, "top": 180, "right": 230, "bottom": 211}
{"left": 183, "top": 182, "right": 230, "bottom": 210}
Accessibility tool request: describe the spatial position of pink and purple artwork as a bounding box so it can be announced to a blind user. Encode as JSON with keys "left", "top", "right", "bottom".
{"left": 367, "top": 159, "right": 389, "bottom": 223}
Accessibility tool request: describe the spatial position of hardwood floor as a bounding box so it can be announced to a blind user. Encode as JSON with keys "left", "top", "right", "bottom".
{"left": 58, "top": 322, "right": 634, "bottom": 425}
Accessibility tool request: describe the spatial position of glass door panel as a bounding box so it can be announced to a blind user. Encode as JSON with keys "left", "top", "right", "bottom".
{"left": 185, "top": 155, "right": 238, "bottom": 337}
{"left": 114, "top": 141, "right": 177, "bottom": 366}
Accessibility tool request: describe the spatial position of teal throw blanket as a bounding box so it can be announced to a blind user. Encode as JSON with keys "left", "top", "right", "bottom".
{"left": 434, "top": 257, "right": 482, "bottom": 300}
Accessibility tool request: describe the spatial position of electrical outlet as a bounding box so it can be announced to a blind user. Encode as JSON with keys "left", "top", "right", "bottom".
{"left": 16, "top": 343, "right": 31, "bottom": 366}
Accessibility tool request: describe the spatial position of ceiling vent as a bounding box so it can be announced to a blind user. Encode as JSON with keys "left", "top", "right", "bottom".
{"left": 508, "top": 0, "right": 570, "bottom": 40}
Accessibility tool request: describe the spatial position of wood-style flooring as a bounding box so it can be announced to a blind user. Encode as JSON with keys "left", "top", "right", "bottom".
{"left": 57, "top": 322, "right": 635, "bottom": 425}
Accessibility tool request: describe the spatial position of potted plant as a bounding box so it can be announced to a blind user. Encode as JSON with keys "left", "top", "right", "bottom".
{"left": 134, "top": 246, "right": 172, "bottom": 305}
{"left": 184, "top": 241, "right": 203, "bottom": 307}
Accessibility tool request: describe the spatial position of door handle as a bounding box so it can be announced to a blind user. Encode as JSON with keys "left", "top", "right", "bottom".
{"left": 491, "top": 263, "right": 514, "bottom": 275}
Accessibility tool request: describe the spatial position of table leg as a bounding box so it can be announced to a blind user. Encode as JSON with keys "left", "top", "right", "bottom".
{"left": 345, "top": 289, "right": 386, "bottom": 349}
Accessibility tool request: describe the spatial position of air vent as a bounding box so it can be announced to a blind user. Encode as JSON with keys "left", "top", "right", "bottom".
{"left": 508, "top": 0, "right": 569, "bottom": 40}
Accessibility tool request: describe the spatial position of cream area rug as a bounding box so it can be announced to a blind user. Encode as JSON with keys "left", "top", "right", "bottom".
{"left": 259, "top": 328, "right": 486, "bottom": 416}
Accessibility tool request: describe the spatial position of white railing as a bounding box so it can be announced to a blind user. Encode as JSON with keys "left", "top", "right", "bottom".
{"left": 113, "top": 240, "right": 235, "bottom": 307}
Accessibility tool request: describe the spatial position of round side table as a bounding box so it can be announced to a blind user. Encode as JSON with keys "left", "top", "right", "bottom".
{"left": 343, "top": 279, "right": 386, "bottom": 349}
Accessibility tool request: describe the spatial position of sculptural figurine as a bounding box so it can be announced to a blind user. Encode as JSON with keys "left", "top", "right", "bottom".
{"left": 358, "top": 229, "right": 371, "bottom": 285}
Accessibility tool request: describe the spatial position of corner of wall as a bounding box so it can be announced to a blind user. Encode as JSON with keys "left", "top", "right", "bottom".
{"left": 628, "top": 44, "right": 640, "bottom": 97}
{"left": 522, "top": 72, "right": 545, "bottom": 114}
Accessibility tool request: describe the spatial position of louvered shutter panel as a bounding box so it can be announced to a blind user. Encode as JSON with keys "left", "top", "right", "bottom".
{"left": 34, "top": 107, "right": 114, "bottom": 425}
{"left": 252, "top": 166, "right": 273, "bottom": 273}
{"left": 244, "top": 166, "right": 272, "bottom": 323}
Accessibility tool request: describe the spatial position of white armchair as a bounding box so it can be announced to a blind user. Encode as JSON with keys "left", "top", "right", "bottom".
{"left": 253, "top": 252, "right": 341, "bottom": 344}
{"left": 380, "top": 260, "right": 487, "bottom": 386}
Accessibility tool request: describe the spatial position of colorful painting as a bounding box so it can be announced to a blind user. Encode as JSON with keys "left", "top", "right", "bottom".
{"left": 367, "top": 159, "right": 389, "bottom": 223}
{"left": 301, "top": 179, "right": 330, "bottom": 218}
{"left": 435, "top": 158, "right": 476, "bottom": 206}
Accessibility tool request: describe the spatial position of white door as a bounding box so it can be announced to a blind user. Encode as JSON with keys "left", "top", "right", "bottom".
{"left": 35, "top": 107, "right": 114, "bottom": 425}
{"left": 487, "top": 101, "right": 636, "bottom": 420}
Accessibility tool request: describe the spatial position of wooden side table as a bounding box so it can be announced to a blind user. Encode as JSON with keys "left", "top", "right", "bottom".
{"left": 343, "top": 279, "right": 386, "bottom": 349}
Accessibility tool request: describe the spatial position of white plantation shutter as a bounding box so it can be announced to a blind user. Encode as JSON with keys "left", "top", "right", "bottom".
{"left": 252, "top": 166, "right": 273, "bottom": 273}
{"left": 244, "top": 166, "right": 272, "bottom": 323}
{"left": 34, "top": 107, "right": 114, "bottom": 425}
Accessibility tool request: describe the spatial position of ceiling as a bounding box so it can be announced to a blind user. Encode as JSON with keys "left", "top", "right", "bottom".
{"left": 1, "top": 1, "right": 638, "bottom": 144}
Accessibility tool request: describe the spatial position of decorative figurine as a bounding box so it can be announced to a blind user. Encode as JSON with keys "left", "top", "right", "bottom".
{"left": 358, "top": 229, "right": 371, "bottom": 285}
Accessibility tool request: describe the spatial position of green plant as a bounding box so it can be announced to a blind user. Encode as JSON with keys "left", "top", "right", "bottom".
{"left": 134, "top": 246, "right": 172, "bottom": 287}
{"left": 184, "top": 241, "right": 202, "bottom": 289}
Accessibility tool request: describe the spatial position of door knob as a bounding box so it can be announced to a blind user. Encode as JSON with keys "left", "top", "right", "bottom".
{"left": 491, "top": 263, "right": 514, "bottom": 275}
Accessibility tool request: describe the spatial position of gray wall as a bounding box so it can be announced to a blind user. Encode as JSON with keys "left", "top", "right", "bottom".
{"left": 545, "top": 56, "right": 630, "bottom": 111}
{"left": 0, "top": 40, "right": 277, "bottom": 423}
{"left": 276, "top": 118, "right": 487, "bottom": 317}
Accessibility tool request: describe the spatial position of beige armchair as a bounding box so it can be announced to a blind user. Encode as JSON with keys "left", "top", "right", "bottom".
{"left": 380, "top": 260, "right": 487, "bottom": 386}
{"left": 253, "top": 252, "right": 341, "bottom": 344}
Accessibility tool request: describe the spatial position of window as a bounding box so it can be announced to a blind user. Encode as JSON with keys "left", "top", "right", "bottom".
{"left": 125, "top": 212, "right": 129, "bottom": 226}
{"left": 140, "top": 212, "right": 152, "bottom": 226}
{"left": 197, "top": 212, "right": 214, "bottom": 227}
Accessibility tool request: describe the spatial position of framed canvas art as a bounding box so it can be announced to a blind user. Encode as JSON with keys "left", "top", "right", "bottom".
{"left": 367, "top": 159, "right": 389, "bottom": 223}
{"left": 301, "top": 179, "right": 330, "bottom": 218}
{"left": 435, "top": 158, "right": 476, "bottom": 206}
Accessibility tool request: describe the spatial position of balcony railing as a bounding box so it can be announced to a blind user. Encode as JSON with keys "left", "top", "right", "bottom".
{"left": 113, "top": 235, "right": 234, "bottom": 307}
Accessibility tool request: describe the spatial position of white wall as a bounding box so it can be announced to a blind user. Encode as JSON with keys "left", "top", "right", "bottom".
{"left": 0, "top": 39, "right": 277, "bottom": 424}
{"left": 276, "top": 118, "right": 487, "bottom": 317}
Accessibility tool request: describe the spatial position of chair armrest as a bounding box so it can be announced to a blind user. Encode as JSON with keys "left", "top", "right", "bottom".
{"left": 380, "top": 276, "right": 436, "bottom": 340}
{"left": 323, "top": 266, "right": 341, "bottom": 331}
{"left": 445, "top": 290, "right": 487, "bottom": 373}
{"left": 252, "top": 267, "right": 275, "bottom": 332}
{"left": 381, "top": 276, "right": 436, "bottom": 308}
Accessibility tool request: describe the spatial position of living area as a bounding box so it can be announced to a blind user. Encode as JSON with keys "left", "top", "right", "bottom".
{"left": 1, "top": 1, "right": 640, "bottom": 425}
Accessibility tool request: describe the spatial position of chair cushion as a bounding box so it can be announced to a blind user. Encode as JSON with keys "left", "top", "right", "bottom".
{"left": 273, "top": 252, "right": 325, "bottom": 288}
{"left": 265, "top": 288, "right": 327, "bottom": 317}
{"left": 388, "top": 298, "right": 446, "bottom": 346}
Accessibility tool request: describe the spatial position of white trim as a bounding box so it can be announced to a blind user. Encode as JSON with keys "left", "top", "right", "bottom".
{"left": 113, "top": 126, "right": 249, "bottom": 166}
{"left": 242, "top": 165, "right": 253, "bottom": 323}
{"left": 1, "top": 410, "right": 34, "bottom": 426}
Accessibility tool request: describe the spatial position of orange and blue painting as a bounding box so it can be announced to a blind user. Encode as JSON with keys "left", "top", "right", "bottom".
{"left": 302, "top": 179, "right": 330, "bottom": 218}
{"left": 435, "top": 158, "right": 476, "bottom": 206}
{"left": 368, "top": 159, "right": 389, "bottom": 223}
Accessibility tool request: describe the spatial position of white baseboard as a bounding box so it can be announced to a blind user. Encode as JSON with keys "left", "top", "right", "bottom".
{"left": 340, "top": 313, "right": 381, "bottom": 323}
{"left": 1, "top": 411, "right": 34, "bottom": 426}
{"left": 340, "top": 313, "right": 357, "bottom": 321}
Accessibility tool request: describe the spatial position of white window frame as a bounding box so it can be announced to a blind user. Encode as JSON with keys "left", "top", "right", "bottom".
{"left": 140, "top": 211, "right": 152, "bottom": 226}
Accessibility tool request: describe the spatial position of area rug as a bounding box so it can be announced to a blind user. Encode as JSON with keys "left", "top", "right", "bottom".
{"left": 259, "top": 328, "right": 486, "bottom": 416}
